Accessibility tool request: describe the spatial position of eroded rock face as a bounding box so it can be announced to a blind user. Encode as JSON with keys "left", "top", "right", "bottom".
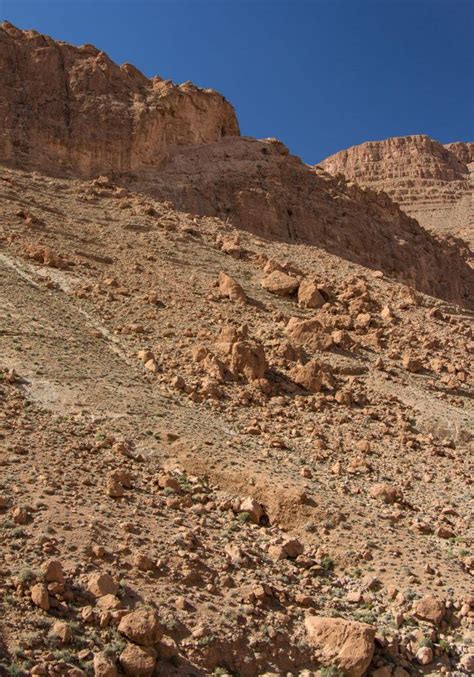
{"left": 0, "top": 22, "right": 239, "bottom": 177}
{"left": 320, "top": 135, "right": 474, "bottom": 246}
{"left": 142, "top": 136, "right": 473, "bottom": 308}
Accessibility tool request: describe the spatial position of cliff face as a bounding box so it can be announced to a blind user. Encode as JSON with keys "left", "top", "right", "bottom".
{"left": 133, "top": 136, "right": 473, "bottom": 307}
{"left": 319, "top": 135, "right": 474, "bottom": 246}
{"left": 0, "top": 22, "right": 239, "bottom": 177}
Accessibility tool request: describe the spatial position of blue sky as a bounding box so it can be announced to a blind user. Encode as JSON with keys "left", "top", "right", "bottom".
{"left": 2, "top": 0, "right": 473, "bottom": 164}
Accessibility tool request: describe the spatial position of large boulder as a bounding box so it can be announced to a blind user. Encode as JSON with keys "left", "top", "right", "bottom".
{"left": 118, "top": 609, "right": 163, "bottom": 646}
{"left": 305, "top": 616, "right": 375, "bottom": 677}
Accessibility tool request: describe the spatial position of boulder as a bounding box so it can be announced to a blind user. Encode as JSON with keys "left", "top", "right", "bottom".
{"left": 218, "top": 271, "right": 246, "bottom": 303}
{"left": 87, "top": 573, "right": 118, "bottom": 598}
{"left": 93, "top": 652, "right": 118, "bottom": 677}
{"left": 413, "top": 595, "right": 446, "bottom": 624}
{"left": 42, "top": 559, "right": 65, "bottom": 583}
{"left": 230, "top": 340, "right": 267, "bottom": 381}
{"left": 305, "top": 615, "right": 375, "bottom": 677}
{"left": 30, "top": 583, "right": 50, "bottom": 611}
{"left": 119, "top": 644, "right": 157, "bottom": 677}
{"left": 291, "top": 359, "right": 335, "bottom": 393}
{"left": 298, "top": 278, "right": 326, "bottom": 308}
{"left": 261, "top": 270, "right": 299, "bottom": 296}
{"left": 285, "top": 316, "right": 333, "bottom": 351}
{"left": 118, "top": 609, "right": 163, "bottom": 646}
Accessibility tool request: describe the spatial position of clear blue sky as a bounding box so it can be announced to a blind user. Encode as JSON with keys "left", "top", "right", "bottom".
{"left": 2, "top": 0, "right": 473, "bottom": 164}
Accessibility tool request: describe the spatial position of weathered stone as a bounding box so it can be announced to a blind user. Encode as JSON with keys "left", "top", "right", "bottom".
{"left": 93, "top": 652, "right": 118, "bottom": 677}
{"left": 119, "top": 644, "right": 157, "bottom": 677}
{"left": 218, "top": 271, "right": 246, "bottom": 303}
{"left": 30, "top": 583, "right": 50, "bottom": 611}
{"left": 305, "top": 616, "right": 375, "bottom": 677}
{"left": 413, "top": 595, "right": 446, "bottom": 624}
{"left": 298, "top": 278, "right": 326, "bottom": 308}
{"left": 88, "top": 573, "right": 118, "bottom": 598}
{"left": 261, "top": 270, "right": 299, "bottom": 296}
{"left": 118, "top": 609, "right": 163, "bottom": 646}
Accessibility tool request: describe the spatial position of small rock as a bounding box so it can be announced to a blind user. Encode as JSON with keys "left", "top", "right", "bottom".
{"left": 416, "top": 646, "right": 433, "bottom": 665}
{"left": 402, "top": 353, "right": 423, "bottom": 373}
{"left": 42, "top": 559, "right": 65, "bottom": 584}
{"left": 51, "top": 620, "right": 72, "bottom": 643}
{"left": 282, "top": 538, "right": 304, "bottom": 559}
{"left": 370, "top": 483, "right": 403, "bottom": 504}
{"left": 298, "top": 278, "right": 325, "bottom": 308}
{"left": 238, "top": 496, "right": 267, "bottom": 525}
{"left": 218, "top": 271, "right": 246, "bottom": 303}
{"left": 459, "top": 654, "right": 474, "bottom": 673}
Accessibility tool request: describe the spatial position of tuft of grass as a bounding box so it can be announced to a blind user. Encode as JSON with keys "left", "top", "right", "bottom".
{"left": 439, "top": 639, "right": 450, "bottom": 654}
{"left": 0, "top": 663, "right": 26, "bottom": 677}
{"left": 11, "top": 527, "right": 27, "bottom": 539}
{"left": 320, "top": 667, "right": 344, "bottom": 677}
{"left": 16, "top": 566, "right": 38, "bottom": 584}
{"left": 419, "top": 637, "right": 433, "bottom": 649}
{"left": 320, "top": 556, "right": 334, "bottom": 572}
{"left": 237, "top": 512, "right": 250, "bottom": 523}
{"left": 103, "top": 631, "right": 126, "bottom": 657}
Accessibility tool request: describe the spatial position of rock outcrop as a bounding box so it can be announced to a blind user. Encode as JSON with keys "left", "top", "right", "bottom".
{"left": 0, "top": 22, "right": 239, "bottom": 177}
{"left": 319, "top": 135, "right": 474, "bottom": 246}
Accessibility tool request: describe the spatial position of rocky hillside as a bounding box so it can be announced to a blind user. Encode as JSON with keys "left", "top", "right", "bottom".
{"left": 0, "top": 165, "right": 473, "bottom": 677}
{"left": 0, "top": 26, "right": 473, "bottom": 675}
{"left": 135, "top": 135, "right": 473, "bottom": 307}
{"left": 319, "top": 136, "right": 474, "bottom": 247}
{"left": 0, "top": 22, "right": 239, "bottom": 177}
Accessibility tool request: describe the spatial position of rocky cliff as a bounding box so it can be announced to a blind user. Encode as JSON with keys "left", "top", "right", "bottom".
{"left": 319, "top": 135, "right": 474, "bottom": 246}
{"left": 0, "top": 22, "right": 239, "bottom": 177}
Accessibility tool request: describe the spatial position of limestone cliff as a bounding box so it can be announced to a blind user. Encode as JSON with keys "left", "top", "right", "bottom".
{"left": 0, "top": 22, "right": 239, "bottom": 177}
